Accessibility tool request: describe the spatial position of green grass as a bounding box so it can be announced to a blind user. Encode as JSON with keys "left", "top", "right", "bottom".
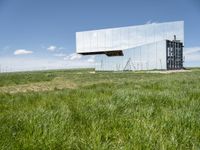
{"left": 0, "top": 69, "right": 200, "bottom": 149}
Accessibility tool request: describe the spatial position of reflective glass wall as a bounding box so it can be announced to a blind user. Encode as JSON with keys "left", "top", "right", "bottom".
{"left": 95, "top": 41, "right": 167, "bottom": 71}
{"left": 76, "top": 21, "right": 184, "bottom": 54}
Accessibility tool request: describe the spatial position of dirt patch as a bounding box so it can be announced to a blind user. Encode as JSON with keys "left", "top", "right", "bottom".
{"left": 0, "top": 78, "right": 77, "bottom": 94}
{"left": 146, "top": 69, "right": 192, "bottom": 74}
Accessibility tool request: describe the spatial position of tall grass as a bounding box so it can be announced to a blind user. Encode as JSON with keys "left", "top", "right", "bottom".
{"left": 0, "top": 69, "right": 200, "bottom": 149}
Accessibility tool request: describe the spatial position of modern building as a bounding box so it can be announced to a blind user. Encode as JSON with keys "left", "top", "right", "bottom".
{"left": 76, "top": 21, "right": 184, "bottom": 71}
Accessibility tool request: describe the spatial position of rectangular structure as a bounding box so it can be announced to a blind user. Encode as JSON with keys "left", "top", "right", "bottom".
{"left": 76, "top": 21, "right": 184, "bottom": 71}
{"left": 166, "top": 39, "right": 183, "bottom": 70}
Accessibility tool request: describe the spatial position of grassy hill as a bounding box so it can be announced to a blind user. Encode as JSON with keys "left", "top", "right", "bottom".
{"left": 0, "top": 69, "right": 200, "bottom": 149}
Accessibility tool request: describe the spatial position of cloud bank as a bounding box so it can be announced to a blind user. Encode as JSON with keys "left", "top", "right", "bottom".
{"left": 0, "top": 56, "right": 95, "bottom": 72}
{"left": 1, "top": 45, "right": 199, "bottom": 72}
{"left": 14, "top": 49, "right": 33, "bottom": 55}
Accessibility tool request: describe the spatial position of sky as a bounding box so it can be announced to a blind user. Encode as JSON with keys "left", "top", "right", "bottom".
{"left": 0, "top": 0, "right": 200, "bottom": 72}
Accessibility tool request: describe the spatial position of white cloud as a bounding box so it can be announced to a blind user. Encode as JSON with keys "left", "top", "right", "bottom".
{"left": 64, "top": 53, "right": 82, "bottom": 61}
{"left": 70, "top": 53, "right": 82, "bottom": 60}
{"left": 47, "top": 45, "right": 57, "bottom": 52}
{"left": 53, "top": 52, "right": 82, "bottom": 61}
{"left": 14, "top": 49, "right": 33, "bottom": 55}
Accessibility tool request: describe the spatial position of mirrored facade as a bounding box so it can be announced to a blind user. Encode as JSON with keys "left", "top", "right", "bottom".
{"left": 95, "top": 41, "right": 167, "bottom": 71}
{"left": 76, "top": 21, "right": 184, "bottom": 71}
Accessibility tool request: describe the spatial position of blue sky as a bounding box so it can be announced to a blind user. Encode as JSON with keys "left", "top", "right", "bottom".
{"left": 0, "top": 0, "right": 200, "bottom": 71}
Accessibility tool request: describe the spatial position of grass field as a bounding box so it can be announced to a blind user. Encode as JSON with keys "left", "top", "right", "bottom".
{"left": 0, "top": 69, "right": 200, "bottom": 149}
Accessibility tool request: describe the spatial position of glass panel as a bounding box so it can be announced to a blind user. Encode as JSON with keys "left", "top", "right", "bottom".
{"left": 77, "top": 21, "right": 183, "bottom": 53}
{"left": 78, "top": 21, "right": 183, "bottom": 71}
